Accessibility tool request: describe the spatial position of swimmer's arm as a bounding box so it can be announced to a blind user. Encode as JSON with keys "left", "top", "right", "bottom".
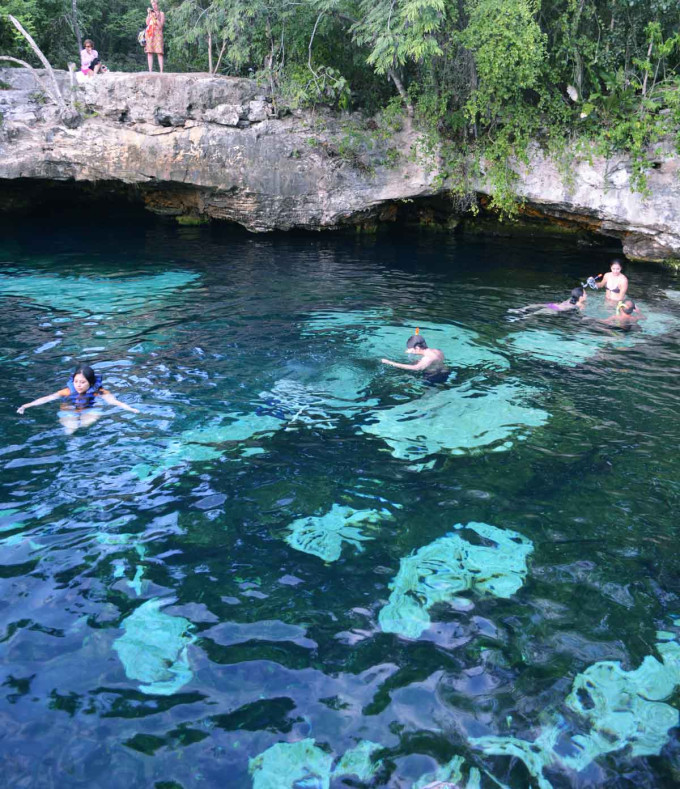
{"left": 381, "top": 358, "right": 432, "bottom": 371}
{"left": 596, "top": 273, "right": 608, "bottom": 289}
{"left": 16, "top": 389, "right": 68, "bottom": 414}
{"left": 618, "top": 277, "right": 629, "bottom": 301}
{"left": 100, "top": 391, "right": 140, "bottom": 414}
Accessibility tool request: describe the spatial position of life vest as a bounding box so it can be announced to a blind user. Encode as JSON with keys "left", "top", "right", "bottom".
{"left": 66, "top": 375, "right": 103, "bottom": 409}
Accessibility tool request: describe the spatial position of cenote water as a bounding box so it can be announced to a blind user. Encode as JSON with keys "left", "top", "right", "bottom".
{"left": 1, "top": 212, "right": 680, "bottom": 788}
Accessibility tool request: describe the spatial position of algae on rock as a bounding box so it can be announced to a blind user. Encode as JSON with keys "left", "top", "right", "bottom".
{"left": 470, "top": 624, "right": 680, "bottom": 788}
{"left": 113, "top": 597, "right": 195, "bottom": 695}
{"left": 285, "top": 504, "right": 390, "bottom": 562}
{"left": 379, "top": 522, "right": 534, "bottom": 639}
{"left": 362, "top": 380, "right": 549, "bottom": 461}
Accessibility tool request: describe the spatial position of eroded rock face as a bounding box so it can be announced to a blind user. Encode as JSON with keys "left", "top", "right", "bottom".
{"left": 1, "top": 68, "right": 679, "bottom": 261}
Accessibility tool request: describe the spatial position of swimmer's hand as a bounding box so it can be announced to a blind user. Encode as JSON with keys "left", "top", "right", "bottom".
{"left": 381, "top": 359, "right": 394, "bottom": 366}
{"left": 17, "top": 405, "right": 26, "bottom": 414}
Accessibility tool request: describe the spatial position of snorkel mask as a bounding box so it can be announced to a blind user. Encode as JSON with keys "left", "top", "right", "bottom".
{"left": 583, "top": 274, "right": 603, "bottom": 290}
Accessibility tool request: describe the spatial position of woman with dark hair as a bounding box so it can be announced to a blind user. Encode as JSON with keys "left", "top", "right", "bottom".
{"left": 80, "top": 39, "right": 102, "bottom": 75}
{"left": 17, "top": 364, "right": 139, "bottom": 434}
{"left": 509, "top": 286, "right": 587, "bottom": 318}
{"left": 596, "top": 259, "right": 629, "bottom": 303}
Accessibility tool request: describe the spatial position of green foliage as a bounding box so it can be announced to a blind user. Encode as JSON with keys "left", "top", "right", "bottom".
{"left": 278, "top": 64, "right": 351, "bottom": 111}
{"left": 463, "top": 0, "right": 546, "bottom": 119}
{"left": 350, "top": 0, "right": 455, "bottom": 75}
{"left": 3, "top": 0, "right": 680, "bottom": 208}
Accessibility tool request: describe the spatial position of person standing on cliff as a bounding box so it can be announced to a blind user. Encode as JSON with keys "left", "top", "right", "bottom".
{"left": 145, "top": 1, "right": 165, "bottom": 73}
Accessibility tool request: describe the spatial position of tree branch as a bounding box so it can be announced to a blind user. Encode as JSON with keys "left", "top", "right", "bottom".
{"left": 308, "top": 12, "right": 324, "bottom": 82}
{"left": 388, "top": 68, "right": 413, "bottom": 117}
{"left": 0, "top": 56, "right": 61, "bottom": 105}
{"left": 7, "top": 15, "right": 66, "bottom": 111}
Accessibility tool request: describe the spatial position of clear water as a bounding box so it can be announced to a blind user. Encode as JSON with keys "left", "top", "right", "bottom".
{"left": 1, "top": 213, "right": 680, "bottom": 788}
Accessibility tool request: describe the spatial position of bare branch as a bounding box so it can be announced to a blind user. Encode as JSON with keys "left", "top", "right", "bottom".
{"left": 308, "top": 12, "right": 324, "bottom": 82}
{"left": 7, "top": 15, "right": 66, "bottom": 110}
{"left": 0, "top": 56, "right": 61, "bottom": 104}
{"left": 214, "top": 37, "right": 227, "bottom": 74}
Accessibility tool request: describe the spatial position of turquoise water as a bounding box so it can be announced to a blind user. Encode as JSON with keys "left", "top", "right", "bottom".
{"left": 1, "top": 213, "right": 680, "bottom": 788}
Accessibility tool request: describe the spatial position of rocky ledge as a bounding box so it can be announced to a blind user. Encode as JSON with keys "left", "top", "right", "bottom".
{"left": 1, "top": 68, "right": 679, "bottom": 262}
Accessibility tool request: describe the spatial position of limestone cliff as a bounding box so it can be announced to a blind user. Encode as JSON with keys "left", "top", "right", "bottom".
{"left": 1, "top": 68, "right": 679, "bottom": 262}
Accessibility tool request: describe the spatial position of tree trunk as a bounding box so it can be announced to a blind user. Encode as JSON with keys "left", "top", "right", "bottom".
{"left": 388, "top": 68, "right": 413, "bottom": 117}
{"left": 214, "top": 37, "right": 227, "bottom": 75}
{"left": 208, "top": 32, "right": 213, "bottom": 74}
{"left": 6, "top": 16, "right": 65, "bottom": 111}
{"left": 71, "top": 0, "right": 83, "bottom": 52}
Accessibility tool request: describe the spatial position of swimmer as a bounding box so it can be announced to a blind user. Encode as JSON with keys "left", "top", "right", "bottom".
{"left": 17, "top": 364, "right": 139, "bottom": 434}
{"left": 381, "top": 330, "right": 448, "bottom": 383}
{"left": 599, "top": 298, "right": 645, "bottom": 329}
{"left": 596, "top": 259, "right": 628, "bottom": 302}
{"left": 508, "top": 286, "right": 587, "bottom": 317}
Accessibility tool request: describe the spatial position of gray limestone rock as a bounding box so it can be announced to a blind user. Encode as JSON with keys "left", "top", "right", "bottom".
{"left": 204, "top": 103, "right": 243, "bottom": 126}
{"left": 1, "top": 68, "right": 680, "bottom": 261}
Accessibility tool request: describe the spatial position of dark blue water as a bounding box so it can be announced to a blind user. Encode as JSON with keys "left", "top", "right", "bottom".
{"left": 1, "top": 214, "right": 680, "bottom": 788}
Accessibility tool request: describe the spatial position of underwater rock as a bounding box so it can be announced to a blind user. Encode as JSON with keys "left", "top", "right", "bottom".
{"left": 379, "top": 522, "right": 533, "bottom": 639}
{"left": 470, "top": 624, "right": 680, "bottom": 787}
{"left": 506, "top": 328, "right": 600, "bottom": 367}
{"left": 362, "top": 379, "right": 549, "bottom": 461}
{"left": 249, "top": 738, "right": 333, "bottom": 789}
{"left": 285, "top": 504, "right": 390, "bottom": 562}
{"left": 505, "top": 306, "right": 680, "bottom": 366}
{"left": 413, "top": 754, "right": 482, "bottom": 789}
{"left": 0, "top": 270, "right": 198, "bottom": 318}
{"left": 249, "top": 737, "right": 383, "bottom": 788}
{"left": 113, "top": 597, "right": 195, "bottom": 695}
{"left": 332, "top": 740, "right": 383, "bottom": 782}
{"left": 131, "top": 411, "right": 282, "bottom": 480}
{"left": 303, "top": 312, "right": 508, "bottom": 371}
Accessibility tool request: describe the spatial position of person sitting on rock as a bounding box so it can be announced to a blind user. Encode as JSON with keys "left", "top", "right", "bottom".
{"left": 80, "top": 39, "right": 102, "bottom": 75}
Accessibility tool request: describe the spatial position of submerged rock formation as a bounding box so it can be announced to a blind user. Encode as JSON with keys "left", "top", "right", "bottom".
{"left": 1, "top": 68, "right": 679, "bottom": 261}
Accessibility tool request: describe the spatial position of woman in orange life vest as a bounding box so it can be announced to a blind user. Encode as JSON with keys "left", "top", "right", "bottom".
{"left": 17, "top": 364, "right": 139, "bottom": 434}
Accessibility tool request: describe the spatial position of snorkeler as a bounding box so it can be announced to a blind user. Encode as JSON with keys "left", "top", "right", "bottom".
{"left": 17, "top": 364, "right": 139, "bottom": 434}
{"left": 599, "top": 298, "right": 645, "bottom": 328}
{"left": 381, "top": 329, "right": 448, "bottom": 383}
{"left": 596, "top": 259, "right": 628, "bottom": 303}
{"left": 508, "top": 286, "right": 587, "bottom": 318}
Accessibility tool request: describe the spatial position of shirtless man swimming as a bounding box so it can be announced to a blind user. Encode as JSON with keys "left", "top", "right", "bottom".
{"left": 381, "top": 331, "right": 448, "bottom": 383}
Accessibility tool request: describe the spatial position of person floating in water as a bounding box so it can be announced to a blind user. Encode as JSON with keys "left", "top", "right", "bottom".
{"left": 508, "top": 286, "right": 587, "bottom": 318}
{"left": 381, "top": 329, "right": 449, "bottom": 384}
{"left": 596, "top": 259, "right": 628, "bottom": 303}
{"left": 17, "top": 364, "right": 139, "bottom": 434}
{"left": 599, "top": 298, "right": 645, "bottom": 329}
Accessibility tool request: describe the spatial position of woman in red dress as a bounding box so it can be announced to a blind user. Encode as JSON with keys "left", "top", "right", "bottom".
{"left": 145, "top": 1, "right": 166, "bottom": 73}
